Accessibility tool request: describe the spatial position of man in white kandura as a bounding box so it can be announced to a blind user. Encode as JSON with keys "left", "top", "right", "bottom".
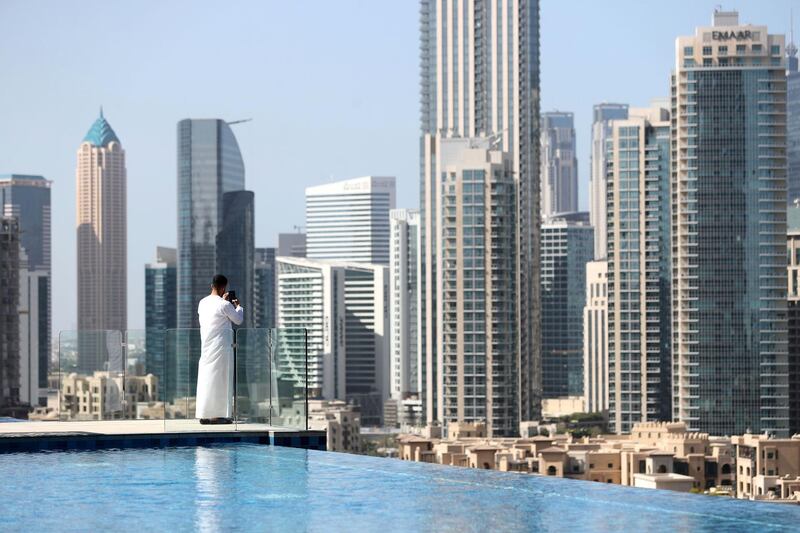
{"left": 196, "top": 274, "right": 244, "bottom": 425}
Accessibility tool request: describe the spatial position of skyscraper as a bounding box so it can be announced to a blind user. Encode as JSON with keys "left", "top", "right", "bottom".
{"left": 606, "top": 104, "right": 672, "bottom": 434}
{"left": 277, "top": 257, "right": 389, "bottom": 425}
{"left": 145, "top": 247, "right": 176, "bottom": 400}
{"left": 672, "top": 11, "right": 789, "bottom": 436}
{"left": 389, "top": 208, "right": 420, "bottom": 401}
{"left": 176, "top": 119, "right": 245, "bottom": 329}
{"left": 541, "top": 111, "right": 578, "bottom": 218}
{"left": 589, "top": 104, "right": 629, "bottom": 259}
{"left": 0, "top": 217, "right": 21, "bottom": 414}
{"left": 305, "top": 176, "right": 395, "bottom": 264}
{"left": 419, "top": 0, "right": 541, "bottom": 431}
{"left": 217, "top": 190, "right": 255, "bottom": 328}
{"left": 540, "top": 212, "right": 593, "bottom": 400}
{"left": 427, "top": 137, "right": 520, "bottom": 436}
{"left": 0, "top": 174, "right": 51, "bottom": 393}
{"left": 18, "top": 249, "right": 46, "bottom": 406}
{"left": 254, "top": 247, "right": 277, "bottom": 330}
{"left": 76, "top": 109, "right": 127, "bottom": 373}
{"left": 787, "top": 205, "right": 800, "bottom": 436}
{"left": 583, "top": 260, "right": 608, "bottom": 414}
{"left": 787, "top": 23, "right": 799, "bottom": 204}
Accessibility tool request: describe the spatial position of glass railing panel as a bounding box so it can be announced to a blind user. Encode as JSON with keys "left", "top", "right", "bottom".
{"left": 233, "top": 328, "right": 272, "bottom": 428}
{"left": 123, "top": 330, "right": 164, "bottom": 420}
{"left": 270, "top": 328, "right": 309, "bottom": 431}
{"left": 57, "top": 330, "right": 124, "bottom": 421}
{"left": 163, "top": 328, "right": 201, "bottom": 431}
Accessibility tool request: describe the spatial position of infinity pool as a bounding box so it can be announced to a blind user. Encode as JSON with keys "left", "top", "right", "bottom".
{"left": 1, "top": 444, "right": 798, "bottom": 532}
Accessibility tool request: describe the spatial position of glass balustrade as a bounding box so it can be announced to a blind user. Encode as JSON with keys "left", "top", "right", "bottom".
{"left": 53, "top": 328, "right": 308, "bottom": 432}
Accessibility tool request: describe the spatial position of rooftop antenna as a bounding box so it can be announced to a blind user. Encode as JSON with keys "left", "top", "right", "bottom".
{"left": 227, "top": 118, "right": 252, "bottom": 126}
{"left": 100, "top": 105, "right": 104, "bottom": 118}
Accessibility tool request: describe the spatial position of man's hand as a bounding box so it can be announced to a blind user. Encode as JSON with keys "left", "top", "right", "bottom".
{"left": 232, "top": 299, "right": 240, "bottom": 307}
{"left": 222, "top": 292, "right": 230, "bottom": 301}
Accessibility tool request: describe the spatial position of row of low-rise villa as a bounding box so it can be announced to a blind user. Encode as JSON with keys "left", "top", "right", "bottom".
{"left": 398, "top": 421, "right": 800, "bottom": 502}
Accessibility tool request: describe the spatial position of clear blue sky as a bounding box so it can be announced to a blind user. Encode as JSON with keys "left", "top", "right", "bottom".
{"left": 0, "top": 0, "right": 796, "bottom": 334}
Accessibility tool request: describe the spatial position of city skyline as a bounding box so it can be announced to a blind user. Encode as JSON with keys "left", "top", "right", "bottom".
{"left": 0, "top": 1, "right": 796, "bottom": 335}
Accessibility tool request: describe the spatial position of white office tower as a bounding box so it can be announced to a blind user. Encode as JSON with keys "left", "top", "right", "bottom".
{"left": 389, "top": 209, "right": 421, "bottom": 398}
{"left": 420, "top": 0, "right": 541, "bottom": 434}
{"left": 540, "top": 111, "right": 578, "bottom": 218}
{"left": 589, "top": 104, "right": 629, "bottom": 259}
{"left": 18, "top": 249, "right": 46, "bottom": 406}
{"left": 277, "top": 257, "right": 389, "bottom": 426}
{"left": 583, "top": 260, "right": 608, "bottom": 414}
{"left": 305, "top": 176, "right": 396, "bottom": 265}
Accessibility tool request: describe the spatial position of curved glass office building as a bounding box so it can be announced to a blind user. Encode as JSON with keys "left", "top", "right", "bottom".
{"left": 176, "top": 119, "right": 245, "bottom": 329}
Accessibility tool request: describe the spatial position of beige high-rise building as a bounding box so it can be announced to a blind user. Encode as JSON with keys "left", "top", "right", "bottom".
{"left": 426, "top": 137, "right": 519, "bottom": 437}
{"left": 76, "top": 109, "right": 127, "bottom": 338}
{"left": 420, "top": 0, "right": 541, "bottom": 434}
{"left": 606, "top": 103, "right": 672, "bottom": 434}
{"left": 583, "top": 260, "right": 607, "bottom": 414}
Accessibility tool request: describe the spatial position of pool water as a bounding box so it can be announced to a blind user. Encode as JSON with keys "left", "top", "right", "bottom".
{"left": 1, "top": 443, "right": 799, "bottom": 532}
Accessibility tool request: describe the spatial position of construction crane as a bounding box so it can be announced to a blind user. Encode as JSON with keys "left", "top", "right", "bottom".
{"left": 227, "top": 118, "right": 252, "bottom": 126}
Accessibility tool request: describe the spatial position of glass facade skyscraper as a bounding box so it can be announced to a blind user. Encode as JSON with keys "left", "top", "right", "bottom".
{"left": 217, "top": 190, "right": 255, "bottom": 328}
{"left": 606, "top": 106, "right": 672, "bottom": 434}
{"left": 672, "top": 11, "right": 789, "bottom": 436}
{"left": 0, "top": 174, "right": 50, "bottom": 393}
{"left": 787, "top": 34, "right": 800, "bottom": 204}
{"left": 540, "top": 111, "right": 578, "bottom": 218}
{"left": 176, "top": 119, "right": 245, "bottom": 329}
{"left": 254, "top": 247, "right": 276, "bottom": 330}
{"left": 145, "top": 247, "right": 176, "bottom": 401}
{"left": 0, "top": 218, "right": 20, "bottom": 413}
{"left": 787, "top": 205, "right": 800, "bottom": 436}
{"left": 541, "top": 212, "right": 593, "bottom": 400}
{"left": 419, "top": 0, "right": 541, "bottom": 432}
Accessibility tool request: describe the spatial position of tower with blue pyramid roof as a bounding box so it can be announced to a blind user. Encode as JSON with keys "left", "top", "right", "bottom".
{"left": 82, "top": 107, "right": 120, "bottom": 147}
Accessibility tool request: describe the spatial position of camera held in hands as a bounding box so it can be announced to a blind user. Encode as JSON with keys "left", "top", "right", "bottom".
{"left": 225, "top": 290, "right": 237, "bottom": 305}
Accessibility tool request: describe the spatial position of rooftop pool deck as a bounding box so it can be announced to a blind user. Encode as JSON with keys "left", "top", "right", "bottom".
{"left": 2, "top": 442, "right": 799, "bottom": 532}
{"left": 0, "top": 420, "right": 326, "bottom": 452}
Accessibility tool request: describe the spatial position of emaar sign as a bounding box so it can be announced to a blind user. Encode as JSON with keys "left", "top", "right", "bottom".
{"left": 712, "top": 30, "right": 753, "bottom": 40}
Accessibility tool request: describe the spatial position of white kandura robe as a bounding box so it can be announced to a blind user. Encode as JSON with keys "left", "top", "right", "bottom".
{"left": 196, "top": 295, "right": 244, "bottom": 419}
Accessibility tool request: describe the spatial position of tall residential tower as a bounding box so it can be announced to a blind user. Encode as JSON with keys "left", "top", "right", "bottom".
{"left": 787, "top": 22, "right": 799, "bottom": 204}
{"left": 589, "top": 104, "right": 629, "bottom": 259}
{"left": 419, "top": 0, "right": 541, "bottom": 434}
{"left": 389, "top": 209, "right": 420, "bottom": 402}
{"left": 672, "top": 11, "right": 789, "bottom": 435}
{"left": 606, "top": 104, "right": 672, "bottom": 434}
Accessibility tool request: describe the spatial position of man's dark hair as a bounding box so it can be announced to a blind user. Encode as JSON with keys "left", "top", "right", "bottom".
{"left": 212, "top": 274, "right": 228, "bottom": 291}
